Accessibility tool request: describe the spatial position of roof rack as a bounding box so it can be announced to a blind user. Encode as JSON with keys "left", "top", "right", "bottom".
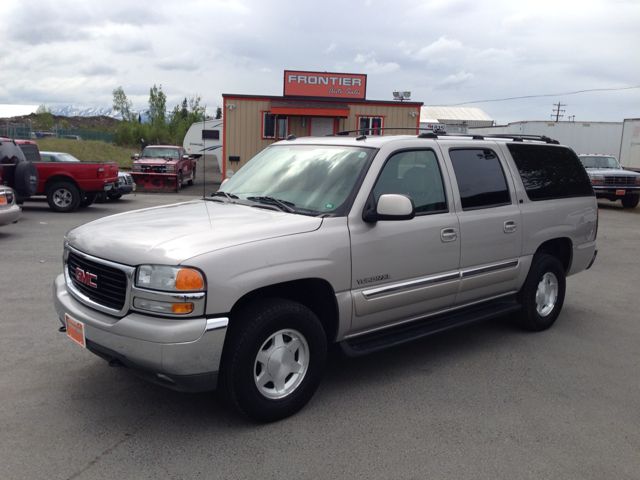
{"left": 330, "top": 127, "right": 560, "bottom": 144}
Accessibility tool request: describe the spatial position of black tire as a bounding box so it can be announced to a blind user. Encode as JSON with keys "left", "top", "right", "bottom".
{"left": 14, "top": 161, "right": 39, "bottom": 197}
{"left": 108, "top": 192, "right": 123, "bottom": 200}
{"left": 80, "top": 192, "right": 97, "bottom": 208}
{"left": 46, "top": 181, "right": 80, "bottom": 212}
{"left": 187, "top": 167, "right": 196, "bottom": 186}
{"left": 220, "top": 298, "right": 327, "bottom": 423}
{"left": 514, "top": 254, "right": 566, "bottom": 331}
{"left": 621, "top": 194, "right": 639, "bottom": 209}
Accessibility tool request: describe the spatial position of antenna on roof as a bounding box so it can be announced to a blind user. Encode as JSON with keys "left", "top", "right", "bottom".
{"left": 202, "top": 108, "right": 206, "bottom": 198}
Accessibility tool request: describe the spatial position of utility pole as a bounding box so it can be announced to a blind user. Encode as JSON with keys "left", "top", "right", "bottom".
{"left": 551, "top": 102, "right": 566, "bottom": 122}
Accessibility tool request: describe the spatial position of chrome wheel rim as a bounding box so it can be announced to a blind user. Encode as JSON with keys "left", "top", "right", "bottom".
{"left": 254, "top": 329, "right": 309, "bottom": 399}
{"left": 53, "top": 188, "right": 73, "bottom": 207}
{"left": 536, "top": 272, "right": 558, "bottom": 317}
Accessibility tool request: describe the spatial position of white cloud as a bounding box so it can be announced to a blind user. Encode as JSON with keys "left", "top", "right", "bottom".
{"left": 0, "top": 0, "right": 637, "bottom": 124}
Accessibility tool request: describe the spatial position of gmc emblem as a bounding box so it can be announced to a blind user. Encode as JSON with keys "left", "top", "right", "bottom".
{"left": 75, "top": 267, "right": 98, "bottom": 288}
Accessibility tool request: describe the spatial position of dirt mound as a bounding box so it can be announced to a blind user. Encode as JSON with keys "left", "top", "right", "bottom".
{"left": 0, "top": 113, "right": 121, "bottom": 131}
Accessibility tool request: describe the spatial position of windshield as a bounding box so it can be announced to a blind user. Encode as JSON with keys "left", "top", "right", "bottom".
{"left": 579, "top": 155, "right": 621, "bottom": 169}
{"left": 58, "top": 153, "right": 81, "bottom": 162}
{"left": 219, "top": 145, "right": 372, "bottom": 214}
{"left": 142, "top": 148, "right": 179, "bottom": 159}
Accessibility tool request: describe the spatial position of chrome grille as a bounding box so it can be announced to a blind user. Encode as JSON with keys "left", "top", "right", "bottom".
{"left": 603, "top": 176, "right": 637, "bottom": 187}
{"left": 68, "top": 251, "right": 127, "bottom": 310}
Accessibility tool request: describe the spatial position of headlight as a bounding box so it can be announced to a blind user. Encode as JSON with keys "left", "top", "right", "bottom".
{"left": 165, "top": 165, "right": 175, "bottom": 173}
{"left": 132, "top": 164, "right": 142, "bottom": 172}
{"left": 136, "top": 265, "right": 205, "bottom": 291}
{"left": 589, "top": 174, "right": 604, "bottom": 184}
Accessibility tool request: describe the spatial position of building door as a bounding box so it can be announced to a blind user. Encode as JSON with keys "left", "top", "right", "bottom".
{"left": 310, "top": 117, "right": 334, "bottom": 136}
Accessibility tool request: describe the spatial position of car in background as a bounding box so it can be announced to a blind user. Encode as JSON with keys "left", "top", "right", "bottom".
{"left": 0, "top": 186, "right": 21, "bottom": 226}
{"left": 108, "top": 171, "right": 136, "bottom": 200}
{"left": 578, "top": 153, "right": 640, "bottom": 209}
{"left": 19, "top": 146, "right": 118, "bottom": 212}
{"left": 40, "top": 151, "right": 81, "bottom": 163}
{"left": 62, "top": 135, "right": 82, "bottom": 140}
{"left": 0, "top": 137, "right": 39, "bottom": 204}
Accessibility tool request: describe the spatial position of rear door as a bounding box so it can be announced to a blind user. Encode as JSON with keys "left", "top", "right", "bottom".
{"left": 442, "top": 143, "right": 523, "bottom": 306}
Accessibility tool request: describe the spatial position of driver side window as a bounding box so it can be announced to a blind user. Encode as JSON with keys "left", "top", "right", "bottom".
{"left": 373, "top": 150, "right": 447, "bottom": 214}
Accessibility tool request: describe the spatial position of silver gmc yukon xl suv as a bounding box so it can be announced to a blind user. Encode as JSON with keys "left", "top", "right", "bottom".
{"left": 54, "top": 131, "right": 598, "bottom": 422}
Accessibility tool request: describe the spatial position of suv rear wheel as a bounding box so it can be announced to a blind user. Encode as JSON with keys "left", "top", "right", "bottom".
{"left": 221, "top": 298, "right": 327, "bottom": 422}
{"left": 515, "top": 254, "right": 566, "bottom": 331}
{"left": 47, "top": 181, "right": 80, "bottom": 212}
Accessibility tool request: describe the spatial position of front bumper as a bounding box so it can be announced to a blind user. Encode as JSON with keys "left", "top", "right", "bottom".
{"left": 53, "top": 274, "right": 227, "bottom": 392}
{"left": 593, "top": 186, "right": 640, "bottom": 195}
{"left": 0, "top": 202, "right": 21, "bottom": 226}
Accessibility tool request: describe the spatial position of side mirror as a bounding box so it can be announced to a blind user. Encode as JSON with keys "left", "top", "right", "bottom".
{"left": 363, "top": 194, "right": 415, "bottom": 222}
{"left": 183, "top": 155, "right": 190, "bottom": 160}
{"left": 132, "top": 154, "right": 139, "bottom": 160}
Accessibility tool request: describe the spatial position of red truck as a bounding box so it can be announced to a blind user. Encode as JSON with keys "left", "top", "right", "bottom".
{"left": 15, "top": 140, "right": 119, "bottom": 212}
{"left": 131, "top": 145, "right": 195, "bottom": 193}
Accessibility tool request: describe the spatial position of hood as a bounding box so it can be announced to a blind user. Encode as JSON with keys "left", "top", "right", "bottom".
{"left": 66, "top": 200, "right": 323, "bottom": 265}
{"left": 134, "top": 157, "right": 180, "bottom": 165}
{"left": 585, "top": 167, "right": 640, "bottom": 177}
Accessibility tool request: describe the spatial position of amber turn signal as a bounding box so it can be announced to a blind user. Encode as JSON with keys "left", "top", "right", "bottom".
{"left": 172, "top": 303, "right": 194, "bottom": 314}
{"left": 175, "top": 268, "right": 204, "bottom": 290}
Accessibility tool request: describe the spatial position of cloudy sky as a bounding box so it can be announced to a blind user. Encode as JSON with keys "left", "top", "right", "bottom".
{"left": 1, "top": 0, "right": 638, "bottom": 125}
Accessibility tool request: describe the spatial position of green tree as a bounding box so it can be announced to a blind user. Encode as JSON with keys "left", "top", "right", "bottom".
{"left": 181, "top": 98, "right": 188, "bottom": 119}
{"left": 60, "top": 119, "right": 70, "bottom": 129}
{"left": 34, "top": 104, "right": 55, "bottom": 131}
{"left": 215, "top": 106, "right": 222, "bottom": 119}
{"left": 148, "top": 84, "right": 167, "bottom": 126}
{"left": 112, "top": 86, "right": 133, "bottom": 121}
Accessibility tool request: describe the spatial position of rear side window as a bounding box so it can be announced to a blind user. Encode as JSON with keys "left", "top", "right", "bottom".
{"left": 449, "top": 149, "right": 511, "bottom": 210}
{"left": 507, "top": 144, "right": 593, "bottom": 201}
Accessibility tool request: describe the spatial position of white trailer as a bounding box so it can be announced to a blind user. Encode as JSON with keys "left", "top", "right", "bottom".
{"left": 469, "top": 121, "right": 623, "bottom": 156}
{"left": 618, "top": 118, "right": 640, "bottom": 171}
{"left": 183, "top": 120, "right": 223, "bottom": 173}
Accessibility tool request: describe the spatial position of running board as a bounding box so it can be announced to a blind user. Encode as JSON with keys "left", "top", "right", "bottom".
{"left": 339, "top": 297, "right": 521, "bottom": 357}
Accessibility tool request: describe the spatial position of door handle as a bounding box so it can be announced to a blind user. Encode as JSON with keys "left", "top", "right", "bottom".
{"left": 504, "top": 220, "right": 517, "bottom": 233}
{"left": 441, "top": 227, "right": 458, "bottom": 242}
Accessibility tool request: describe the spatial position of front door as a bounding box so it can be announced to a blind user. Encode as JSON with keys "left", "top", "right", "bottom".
{"left": 348, "top": 148, "right": 461, "bottom": 334}
{"left": 310, "top": 117, "right": 334, "bottom": 136}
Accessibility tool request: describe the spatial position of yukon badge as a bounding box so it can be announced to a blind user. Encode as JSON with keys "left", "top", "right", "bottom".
{"left": 75, "top": 267, "right": 98, "bottom": 288}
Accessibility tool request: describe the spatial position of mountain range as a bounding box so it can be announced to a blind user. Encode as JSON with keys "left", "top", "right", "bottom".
{"left": 50, "top": 105, "right": 149, "bottom": 122}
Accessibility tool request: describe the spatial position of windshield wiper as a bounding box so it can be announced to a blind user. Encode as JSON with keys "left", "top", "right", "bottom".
{"left": 247, "top": 196, "right": 297, "bottom": 213}
{"left": 208, "top": 191, "right": 239, "bottom": 202}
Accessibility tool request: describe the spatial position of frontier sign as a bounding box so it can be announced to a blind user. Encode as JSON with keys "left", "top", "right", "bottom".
{"left": 284, "top": 70, "right": 367, "bottom": 100}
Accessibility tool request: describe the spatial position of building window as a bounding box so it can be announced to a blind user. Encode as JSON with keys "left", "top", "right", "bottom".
{"left": 359, "top": 116, "right": 383, "bottom": 135}
{"left": 263, "top": 112, "right": 288, "bottom": 139}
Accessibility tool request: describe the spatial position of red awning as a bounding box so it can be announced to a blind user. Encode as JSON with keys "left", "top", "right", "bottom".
{"left": 270, "top": 100, "right": 350, "bottom": 117}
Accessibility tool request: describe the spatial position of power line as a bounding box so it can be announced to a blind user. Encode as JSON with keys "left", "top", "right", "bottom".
{"left": 433, "top": 85, "right": 640, "bottom": 107}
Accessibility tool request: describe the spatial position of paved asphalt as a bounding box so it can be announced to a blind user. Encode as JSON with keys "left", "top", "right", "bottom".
{"left": 0, "top": 197, "right": 638, "bottom": 479}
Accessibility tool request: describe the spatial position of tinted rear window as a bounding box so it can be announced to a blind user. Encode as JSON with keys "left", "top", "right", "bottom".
{"left": 19, "top": 144, "right": 41, "bottom": 162}
{"left": 507, "top": 144, "right": 593, "bottom": 201}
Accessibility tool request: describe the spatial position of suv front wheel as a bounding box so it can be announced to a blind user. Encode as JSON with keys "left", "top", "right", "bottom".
{"left": 220, "top": 298, "right": 327, "bottom": 422}
{"left": 515, "top": 254, "right": 566, "bottom": 331}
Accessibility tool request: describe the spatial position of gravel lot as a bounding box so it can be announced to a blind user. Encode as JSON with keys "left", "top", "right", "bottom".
{"left": 0, "top": 198, "right": 638, "bottom": 479}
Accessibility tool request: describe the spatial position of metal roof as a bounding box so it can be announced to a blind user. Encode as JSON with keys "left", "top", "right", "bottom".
{"left": 420, "top": 106, "right": 493, "bottom": 127}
